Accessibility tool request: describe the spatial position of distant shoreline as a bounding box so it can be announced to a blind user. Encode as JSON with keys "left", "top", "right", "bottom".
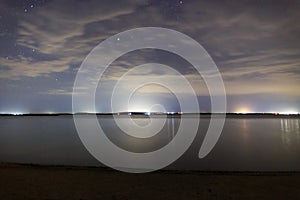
{"left": 1, "top": 162, "right": 300, "bottom": 174}
{"left": 0, "top": 112, "right": 299, "bottom": 118}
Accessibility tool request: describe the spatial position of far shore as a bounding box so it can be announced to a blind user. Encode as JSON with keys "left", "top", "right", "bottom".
{"left": 0, "top": 112, "right": 299, "bottom": 118}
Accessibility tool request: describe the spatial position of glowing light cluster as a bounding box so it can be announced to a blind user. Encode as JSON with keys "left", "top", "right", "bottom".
{"left": 234, "top": 107, "right": 252, "bottom": 114}
{"left": 10, "top": 112, "right": 23, "bottom": 115}
{"left": 278, "top": 111, "right": 299, "bottom": 115}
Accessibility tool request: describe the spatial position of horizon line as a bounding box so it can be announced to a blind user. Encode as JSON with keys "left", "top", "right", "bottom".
{"left": 0, "top": 112, "right": 299, "bottom": 116}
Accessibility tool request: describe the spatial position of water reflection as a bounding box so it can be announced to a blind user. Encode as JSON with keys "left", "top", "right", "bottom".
{"left": 167, "top": 117, "right": 175, "bottom": 139}
{"left": 280, "top": 118, "right": 300, "bottom": 146}
{"left": 241, "top": 119, "right": 249, "bottom": 140}
{"left": 1, "top": 116, "right": 300, "bottom": 170}
{"left": 100, "top": 116, "right": 180, "bottom": 153}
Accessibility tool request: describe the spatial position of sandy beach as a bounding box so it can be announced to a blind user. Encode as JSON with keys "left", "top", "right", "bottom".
{"left": 1, "top": 163, "right": 300, "bottom": 200}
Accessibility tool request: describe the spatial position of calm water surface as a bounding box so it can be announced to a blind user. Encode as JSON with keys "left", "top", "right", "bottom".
{"left": 0, "top": 115, "right": 299, "bottom": 171}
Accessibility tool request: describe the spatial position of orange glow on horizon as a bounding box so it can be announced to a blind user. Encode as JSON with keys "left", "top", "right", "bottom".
{"left": 234, "top": 107, "right": 252, "bottom": 114}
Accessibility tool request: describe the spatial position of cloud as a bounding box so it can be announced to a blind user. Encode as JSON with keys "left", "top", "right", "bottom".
{"left": 1, "top": 0, "right": 300, "bottom": 99}
{"left": 41, "top": 89, "right": 73, "bottom": 95}
{"left": 40, "top": 88, "right": 88, "bottom": 96}
{"left": 0, "top": 56, "right": 69, "bottom": 79}
{"left": 1, "top": 0, "right": 148, "bottom": 80}
{"left": 16, "top": 0, "right": 141, "bottom": 55}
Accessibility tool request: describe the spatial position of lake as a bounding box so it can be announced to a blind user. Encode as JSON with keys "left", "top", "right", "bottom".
{"left": 0, "top": 115, "right": 300, "bottom": 171}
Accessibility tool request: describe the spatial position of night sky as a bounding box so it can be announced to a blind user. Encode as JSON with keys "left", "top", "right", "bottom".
{"left": 0, "top": 0, "right": 299, "bottom": 114}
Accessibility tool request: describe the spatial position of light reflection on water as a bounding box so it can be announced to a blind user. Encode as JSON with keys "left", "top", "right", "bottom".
{"left": 99, "top": 116, "right": 180, "bottom": 153}
{"left": 280, "top": 118, "right": 300, "bottom": 146}
{"left": 0, "top": 115, "right": 300, "bottom": 171}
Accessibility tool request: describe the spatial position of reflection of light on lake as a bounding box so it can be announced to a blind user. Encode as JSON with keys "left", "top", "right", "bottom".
{"left": 167, "top": 117, "right": 175, "bottom": 138}
{"left": 167, "top": 117, "right": 176, "bottom": 151}
{"left": 280, "top": 118, "right": 300, "bottom": 146}
{"left": 241, "top": 119, "right": 249, "bottom": 139}
{"left": 131, "top": 118, "right": 150, "bottom": 127}
{"left": 2, "top": 116, "right": 300, "bottom": 170}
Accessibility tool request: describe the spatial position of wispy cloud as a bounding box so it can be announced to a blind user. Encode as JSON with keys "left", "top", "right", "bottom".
{"left": 1, "top": 0, "right": 148, "bottom": 79}
{"left": 0, "top": 56, "right": 69, "bottom": 79}
{"left": 41, "top": 89, "right": 73, "bottom": 95}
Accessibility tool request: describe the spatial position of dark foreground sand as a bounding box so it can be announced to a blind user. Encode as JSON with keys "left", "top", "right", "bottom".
{"left": 1, "top": 164, "right": 300, "bottom": 200}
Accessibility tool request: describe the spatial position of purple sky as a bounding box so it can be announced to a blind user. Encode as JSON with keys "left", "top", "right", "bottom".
{"left": 0, "top": 0, "right": 300, "bottom": 113}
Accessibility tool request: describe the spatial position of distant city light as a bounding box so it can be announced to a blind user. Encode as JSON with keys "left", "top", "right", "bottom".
{"left": 234, "top": 107, "right": 253, "bottom": 114}
{"left": 144, "top": 112, "right": 151, "bottom": 116}
{"left": 44, "top": 111, "right": 55, "bottom": 114}
{"left": 278, "top": 111, "right": 299, "bottom": 115}
{"left": 269, "top": 109, "right": 299, "bottom": 115}
{"left": 10, "top": 112, "right": 23, "bottom": 115}
{"left": 0, "top": 111, "right": 27, "bottom": 115}
{"left": 167, "top": 112, "right": 176, "bottom": 115}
